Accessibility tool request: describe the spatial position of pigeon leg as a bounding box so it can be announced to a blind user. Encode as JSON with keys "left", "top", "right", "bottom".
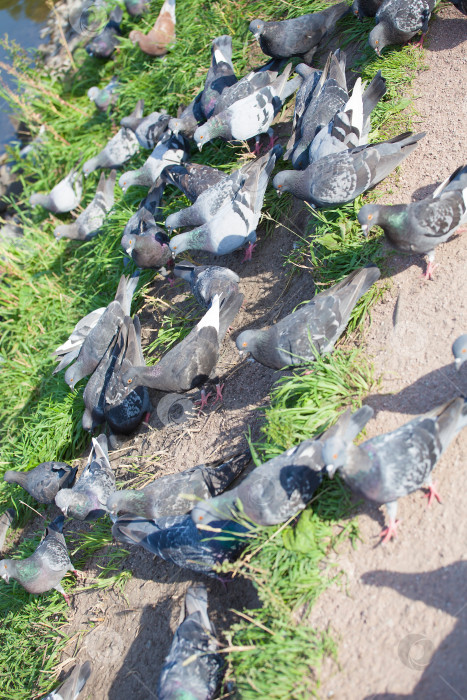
{"left": 424, "top": 480, "right": 442, "bottom": 506}
{"left": 213, "top": 383, "right": 224, "bottom": 404}
{"left": 423, "top": 260, "right": 439, "bottom": 280}
{"left": 266, "top": 128, "right": 278, "bottom": 152}
{"left": 242, "top": 242, "right": 257, "bottom": 262}
{"left": 253, "top": 136, "right": 262, "bottom": 156}
{"left": 380, "top": 500, "right": 399, "bottom": 543}
{"left": 195, "top": 389, "right": 212, "bottom": 411}
{"left": 73, "top": 569, "right": 86, "bottom": 581}
{"left": 55, "top": 582, "right": 71, "bottom": 606}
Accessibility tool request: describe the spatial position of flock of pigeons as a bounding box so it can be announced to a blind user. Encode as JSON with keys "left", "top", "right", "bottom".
{"left": 1, "top": 0, "right": 467, "bottom": 697}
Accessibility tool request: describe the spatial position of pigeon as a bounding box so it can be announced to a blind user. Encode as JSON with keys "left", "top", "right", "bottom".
{"left": 123, "top": 228, "right": 172, "bottom": 270}
{"left": 55, "top": 435, "right": 115, "bottom": 521}
{"left": 0, "top": 515, "right": 76, "bottom": 604}
{"left": 43, "top": 661, "right": 92, "bottom": 700}
{"left": 53, "top": 307, "right": 106, "bottom": 375}
{"left": 30, "top": 165, "right": 83, "bottom": 213}
{"left": 129, "top": 0, "right": 176, "bottom": 56}
{"left": 107, "top": 452, "right": 249, "bottom": 519}
{"left": 174, "top": 263, "right": 240, "bottom": 307}
{"left": 103, "top": 316, "right": 152, "bottom": 434}
{"left": 81, "top": 327, "right": 121, "bottom": 431}
{"left": 161, "top": 162, "right": 225, "bottom": 203}
{"left": 64, "top": 274, "right": 138, "bottom": 390}
{"left": 121, "top": 180, "right": 165, "bottom": 239}
{"left": 158, "top": 584, "right": 224, "bottom": 700}
{"left": 87, "top": 77, "right": 119, "bottom": 111}
{"left": 169, "top": 146, "right": 282, "bottom": 258}
{"left": 236, "top": 265, "right": 381, "bottom": 369}
{"left": 125, "top": 0, "right": 150, "bottom": 17}
{"left": 122, "top": 291, "right": 243, "bottom": 395}
{"left": 4, "top": 462, "right": 77, "bottom": 504}
{"left": 352, "top": 0, "right": 385, "bottom": 19}
{"left": 120, "top": 100, "right": 170, "bottom": 149}
{"left": 309, "top": 72, "right": 387, "bottom": 164}
{"left": 194, "top": 64, "right": 301, "bottom": 150}
{"left": 369, "top": 0, "right": 436, "bottom": 55}
{"left": 118, "top": 130, "right": 189, "bottom": 192}
{"left": 211, "top": 58, "right": 284, "bottom": 117}
{"left": 168, "top": 90, "right": 205, "bottom": 138}
{"left": 192, "top": 407, "right": 373, "bottom": 527}
{"left": 323, "top": 396, "right": 467, "bottom": 542}
{"left": 200, "top": 35, "right": 237, "bottom": 120}
{"left": 452, "top": 334, "right": 467, "bottom": 371}
{"left": 86, "top": 6, "right": 123, "bottom": 59}
{"left": 358, "top": 163, "right": 467, "bottom": 278}
{"left": 284, "top": 63, "right": 322, "bottom": 160}
{"left": 83, "top": 125, "right": 141, "bottom": 177}
{"left": 273, "top": 132, "right": 425, "bottom": 207}
{"left": 54, "top": 171, "right": 116, "bottom": 241}
{"left": 0, "top": 509, "right": 15, "bottom": 553}
{"left": 249, "top": 3, "right": 350, "bottom": 64}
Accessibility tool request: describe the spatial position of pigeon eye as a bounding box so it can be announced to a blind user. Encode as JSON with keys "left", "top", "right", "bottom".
{"left": 462, "top": 349, "right": 466, "bottom": 354}
{"left": 333, "top": 453, "right": 338, "bottom": 460}
{"left": 242, "top": 342, "right": 247, "bottom": 347}
{"left": 278, "top": 184, "right": 282, "bottom": 189}
{"left": 368, "top": 214, "right": 373, "bottom": 221}
{"left": 198, "top": 515, "right": 203, "bottom": 521}
{"left": 375, "top": 40, "right": 379, "bottom": 45}
{"left": 127, "top": 378, "right": 132, "bottom": 384}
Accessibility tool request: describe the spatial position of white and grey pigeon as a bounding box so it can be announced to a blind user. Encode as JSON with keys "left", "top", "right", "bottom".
{"left": 55, "top": 435, "right": 115, "bottom": 521}
{"left": 358, "top": 163, "right": 467, "bottom": 279}
{"left": 53, "top": 307, "right": 106, "bottom": 375}
{"left": 120, "top": 98, "right": 170, "bottom": 149}
{"left": 88, "top": 77, "right": 119, "bottom": 111}
{"left": 30, "top": 164, "right": 83, "bottom": 213}
{"left": 452, "top": 334, "right": 467, "bottom": 371}
{"left": 83, "top": 124, "right": 140, "bottom": 176}
{"left": 118, "top": 130, "right": 189, "bottom": 192}
{"left": 158, "top": 585, "right": 224, "bottom": 700}
{"left": 322, "top": 397, "right": 467, "bottom": 542}
{"left": 273, "top": 131, "right": 425, "bottom": 207}
{"left": 236, "top": 265, "right": 380, "bottom": 369}
{"left": 54, "top": 171, "right": 116, "bottom": 241}
{"left": 43, "top": 662, "right": 92, "bottom": 700}
{"left": 169, "top": 145, "right": 282, "bottom": 260}
{"left": 174, "top": 263, "right": 240, "bottom": 307}
{"left": 369, "top": 0, "right": 436, "bottom": 55}
{"left": 0, "top": 509, "right": 15, "bottom": 553}
{"left": 0, "top": 515, "right": 76, "bottom": 605}
{"left": 4, "top": 461, "right": 77, "bottom": 504}
{"left": 211, "top": 58, "right": 284, "bottom": 117}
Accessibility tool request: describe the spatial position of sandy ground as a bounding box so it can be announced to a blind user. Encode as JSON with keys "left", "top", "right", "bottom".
{"left": 36, "top": 5, "right": 467, "bottom": 698}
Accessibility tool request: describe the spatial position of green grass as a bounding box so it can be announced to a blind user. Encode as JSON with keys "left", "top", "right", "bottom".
{"left": 0, "top": 0, "right": 428, "bottom": 695}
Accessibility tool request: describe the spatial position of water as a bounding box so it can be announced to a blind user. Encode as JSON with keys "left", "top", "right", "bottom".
{"left": 0, "top": 0, "right": 49, "bottom": 153}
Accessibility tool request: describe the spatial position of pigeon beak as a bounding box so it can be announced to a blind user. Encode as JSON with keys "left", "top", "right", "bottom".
{"left": 238, "top": 350, "right": 245, "bottom": 358}
{"left": 197, "top": 143, "right": 203, "bottom": 152}
{"left": 455, "top": 358, "right": 462, "bottom": 372}
{"left": 326, "top": 464, "right": 337, "bottom": 479}
{"left": 360, "top": 224, "right": 369, "bottom": 238}
{"left": 276, "top": 190, "right": 282, "bottom": 197}
{"left": 3, "top": 572, "right": 9, "bottom": 583}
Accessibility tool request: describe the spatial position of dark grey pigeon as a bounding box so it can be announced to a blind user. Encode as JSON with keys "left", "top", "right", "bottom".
{"left": 249, "top": 4, "right": 349, "bottom": 64}
{"left": 358, "top": 163, "right": 467, "bottom": 279}
{"left": 0, "top": 515, "right": 76, "bottom": 604}
{"left": 158, "top": 584, "right": 224, "bottom": 700}
{"left": 212, "top": 58, "right": 284, "bottom": 117}
{"left": 352, "top": 0, "right": 385, "bottom": 18}
{"left": 452, "top": 334, "right": 467, "bottom": 371}
{"left": 284, "top": 63, "right": 322, "bottom": 160}
{"left": 174, "top": 263, "right": 240, "bottom": 307}
{"left": 200, "top": 35, "right": 237, "bottom": 119}
{"left": 121, "top": 180, "right": 165, "bottom": 239}
{"left": 0, "top": 509, "right": 15, "bottom": 553}
{"left": 120, "top": 99, "right": 171, "bottom": 150}
{"left": 192, "top": 407, "right": 373, "bottom": 527}
{"left": 85, "top": 5, "right": 122, "bottom": 59}
{"left": 273, "top": 132, "right": 425, "bottom": 207}
{"left": 54, "top": 171, "right": 116, "bottom": 241}
{"left": 119, "top": 131, "right": 189, "bottom": 192}
{"left": 81, "top": 324, "right": 122, "bottom": 431}
{"left": 64, "top": 274, "right": 138, "bottom": 390}
{"left": 4, "top": 462, "right": 77, "bottom": 504}
{"left": 53, "top": 307, "right": 106, "bottom": 375}
{"left": 43, "top": 661, "right": 92, "bottom": 700}
{"left": 125, "top": 0, "right": 150, "bottom": 16}
{"left": 122, "top": 229, "right": 172, "bottom": 270}
{"left": 88, "top": 77, "right": 119, "bottom": 111}
{"left": 30, "top": 164, "right": 83, "bottom": 213}
{"left": 83, "top": 120, "right": 141, "bottom": 176}
{"left": 161, "top": 163, "right": 225, "bottom": 203}
{"left": 55, "top": 435, "right": 115, "bottom": 521}
{"left": 107, "top": 452, "right": 249, "bottom": 519}
{"left": 236, "top": 266, "right": 380, "bottom": 369}
{"left": 323, "top": 397, "right": 467, "bottom": 542}
{"left": 369, "top": 0, "right": 436, "bottom": 55}
{"left": 168, "top": 90, "right": 205, "bottom": 138}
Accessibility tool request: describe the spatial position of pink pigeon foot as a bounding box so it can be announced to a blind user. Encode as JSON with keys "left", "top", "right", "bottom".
{"left": 195, "top": 389, "right": 212, "bottom": 411}
{"left": 168, "top": 276, "right": 175, "bottom": 287}
{"left": 423, "top": 261, "right": 439, "bottom": 280}
{"left": 242, "top": 242, "right": 257, "bottom": 262}
{"left": 143, "top": 411, "right": 152, "bottom": 424}
{"left": 424, "top": 482, "right": 442, "bottom": 506}
{"left": 380, "top": 519, "right": 400, "bottom": 544}
{"left": 267, "top": 134, "right": 279, "bottom": 151}
{"left": 213, "top": 383, "right": 224, "bottom": 404}
{"left": 62, "top": 592, "right": 71, "bottom": 606}
{"left": 252, "top": 140, "right": 262, "bottom": 156}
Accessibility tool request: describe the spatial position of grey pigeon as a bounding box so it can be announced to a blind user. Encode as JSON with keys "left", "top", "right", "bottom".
{"left": 4, "top": 462, "right": 77, "bottom": 504}
{"left": 88, "top": 77, "right": 119, "bottom": 111}
{"left": 125, "top": 0, "right": 150, "bottom": 16}
{"left": 236, "top": 265, "right": 380, "bottom": 369}
{"left": 168, "top": 90, "right": 204, "bottom": 138}
{"left": 107, "top": 452, "right": 249, "bottom": 519}
{"left": 192, "top": 407, "right": 373, "bottom": 527}
{"left": 369, "top": 0, "right": 436, "bottom": 55}
{"left": 0, "top": 509, "right": 15, "bottom": 553}
{"left": 53, "top": 307, "right": 106, "bottom": 375}
{"left": 352, "top": 0, "right": 385, "bottom": 18}
{"left": 81, "top": 325, "right": 121, "bottom": 431}
{"left": 194, "top": 64, "right": 301, "bottom": 149}
{"left": 284, "top": 63, "right": 322, "bottom": 160}
{"left": 323, "top": 397, "right": 467, "bottom": 542}
{"left": 0, "top": 515, "right": 76, "bottom": 604}
{"left": 358, "top": 164, "right": 467, "bottom": 279}
{"left": 169, "top": 146, "right": 282, "bottom": 259}
{"left": 83, "top": 124, "right": 140, "bottom": 177}
{"left": 118, "top": 131, "right": 189, "bottom": 192}
{"left": 200, "top": 35, "right": 237, "bottom": 119}
{"left": 161, "top": 162, "right": 225, "bottom": 203}
{"left": 273, "top": 131, "right": 425, "bottom": 207}
{"left": 158, "top": 584, "right": 223, "bottom": 700}
{"left": 30, "top": 164, "right": 83, "bottom": 213}
{"left": 120, "top": 99, "right": 171, "bottom": 149}
{"left": 249, "top": 3, "right": 349, "bottom": 64}
{"left": 64, "top": 274, "right": 138, "bottom": 390}
{"left": 55, "top": 435, "right": 115, "bottom": 521}
{"left": 43, "top": 661, "right": 92, "bottom": 700}
{"left": 121, "top": 180, "right": 164, "bottom": 239}
{"left": 174, "top": 263, "right": 240, "bottom": 307}
{"left": 452, "top": 334, "right": 467, "bottom": 371}
{"left": 85, "top": 5, "right": 122, "bottom": 59}
{"left": 212, "top": 58, "right": 284, "bottom": 117}
{"left": 54, "top": 171, "right": 116, "bottom": 241}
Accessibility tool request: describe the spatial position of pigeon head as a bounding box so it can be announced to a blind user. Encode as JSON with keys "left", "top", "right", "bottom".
{"left": 368, "top": 24, "right": 388, "bottom": 57}
{"left": 119, "top": 171, "right": 138, "bottom": 193}
{"left": 122, "top": 366, "right": 142, "bottom": 387}
{"left": 321, "top": 437, "right": 348, "bottom": 477}
{"left": 272, "top": 170, "right": 294, "bottom": 195}
{"left": 193, "top": 123, "right": 211, "bottom": 151}
{"left": 83, "top": 158, "right": 97, "bottom": 177}
{"left": 87, "top": 87, "right": 100, "bottom": 101}
{"left": 249, "top": 19, "right": 264, "bottom": 40}
{"left": 107, "top": 490, "right": 144, "bottom": 518}
{"left": 121, "top": 233, "right": 135, "bottom": 255}
{"left": 129, "top": 29, "right": 144, "bottom": 45}
{"left": 358, "top": 204, "right": 381, "bottom": 236}
{"left": 235, "top": 330, "right": 257, "bottom": 357}
{"left": 169, "top": 231, "right": 190, "bottom": 257}
{"left": 54, "top": 223, "right": 78, "bottom": 241}
{"left": 351, "top": 0, "right": 363, "bottom": 19}
{"left": 64, "top": 363, "right": 87, "bottom": 391}
{"left": 55, "top": 489, "right": 93, "bottom": 520}
{"left": 29, "top": 193, "right": 48, "bottom": 208}
{"left": 0, "top": 559, "right": 12, "bottom": 583}
{"left": 452, "top": 334, "right": 467, "bottom": 371}
{"left": 194, "top": 116, "right": 229, "bottom": 151}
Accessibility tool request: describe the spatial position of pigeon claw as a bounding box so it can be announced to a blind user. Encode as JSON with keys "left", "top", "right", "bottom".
{"left": 242, "top": 242, "right": 257, "bottom": 262}
{"left": 62, "top": 592, "right": 72, "bottom": 606}
{"left": 213, "top": 383, "right": 224, "bottom": 404}
{"left": 424, "top": 482, "right": 442, "bottom": 506}
{"left": 195, "top": 389, "right": 212, "bottom": 411}
{"left": 423, "top": 261, "right": 439, "bottom": 280}
{"left": 380, "top": 519, "right": 400, "bottom": 544}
